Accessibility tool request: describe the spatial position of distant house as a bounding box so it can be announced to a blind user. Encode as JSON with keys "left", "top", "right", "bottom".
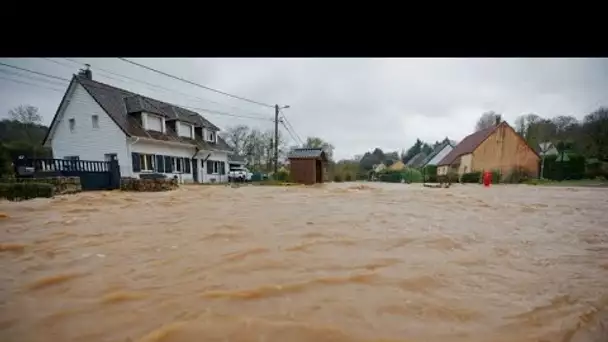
{"left": 538, "top": 141, "right": 559, "bottom": 157}
{"left": 228, "top": 154, "right": 246, "bottom": 170}
{"left": 388, "top": 160, "right": 407, "bottom": 171}
{"left": 373, "top": 163, "right": 387, "bottom": 173}
{"left": 421, "top": 138, "right": 456, "bottom": 167}
{"left": 405, "top": 152, "right": 428, "bottom": 168}
{"left": 437, "top": 121, "right": 540, "bottom": 179}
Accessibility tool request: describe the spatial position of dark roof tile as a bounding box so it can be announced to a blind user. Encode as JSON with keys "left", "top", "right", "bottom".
{"left": 437, "top": 125, "right": 499, "bottom": 166}
{"left": 74, "top": 76, "right": 230, "bottom": 152}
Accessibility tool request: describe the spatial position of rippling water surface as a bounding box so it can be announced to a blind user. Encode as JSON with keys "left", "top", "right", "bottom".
{"left": 1, "top": 183, "right": 608, "bottom": 342}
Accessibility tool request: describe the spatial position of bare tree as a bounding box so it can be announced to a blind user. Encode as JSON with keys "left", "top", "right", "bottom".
{"left": 303, "top": 136, "right": 335, "bottom": 160}
{"left": 221, "top": 125, "right": 250, "bottom": 156}
{"left": 475, "top": 111, "right": 502, "bottom": 131}
{"left": 9, "top": 105, "right": 42, "bottom": 125}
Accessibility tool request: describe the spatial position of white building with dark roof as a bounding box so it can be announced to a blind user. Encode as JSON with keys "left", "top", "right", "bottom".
{"left": 42, "top": 68, "right": 233, "bottom": 183}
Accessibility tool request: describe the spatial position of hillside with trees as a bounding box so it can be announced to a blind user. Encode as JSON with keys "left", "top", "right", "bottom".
{"left": 1, "top": 105, "right": 52, "bottom": 177}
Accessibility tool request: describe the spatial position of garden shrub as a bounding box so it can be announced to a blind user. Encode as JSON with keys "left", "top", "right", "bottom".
{"left": 0, "top": 182, "right": 54, "bottom": 201}
{"left": 422, "top": 165, "right": 438, "bottom": 182}
{"left": 274, "top": 170, "right": 289, "bottom": 182}
{"left": 378, "top": 169, "right": 422, "bottom": 183}
{"left": 345, "top": 173, "right": 353, "bottom": 182}
{"left": 334, "top": 174, "right": 343, "bottom": 182}
{"left": 121, "top": 177, "right": 178, "bottom": 192}
{"left": 503, "top": 167, "right": 530, "bottom": 183}
{"left": 461, "top": 172, "right": 482, "bottom": 183}
{"left": 0, "top": 177, "right": 81, "bottom": 194}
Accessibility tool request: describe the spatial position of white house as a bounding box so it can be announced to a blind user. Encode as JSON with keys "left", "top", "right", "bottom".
{"left": 420, "top": 138, "right": 456, "bottom": 167}
{"left": 42, "top": 68, "right": 233, "bottom": 183}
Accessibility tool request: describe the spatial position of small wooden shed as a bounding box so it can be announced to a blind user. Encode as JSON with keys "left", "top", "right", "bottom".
{"left": 287, "top": 148, "right": 328, "bottom": 184}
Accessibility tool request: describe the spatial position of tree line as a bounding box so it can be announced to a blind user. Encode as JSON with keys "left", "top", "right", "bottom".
{"left": 1, "top": 105, "right": 52, "bottom": 177}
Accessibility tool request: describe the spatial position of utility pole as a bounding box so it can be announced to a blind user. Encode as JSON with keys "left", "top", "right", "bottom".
{"left": 274, "top": 104, "right": 279, "bottom": 176}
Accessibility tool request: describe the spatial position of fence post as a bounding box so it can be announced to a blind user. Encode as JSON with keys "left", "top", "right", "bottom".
{"left": 109, "top": 157, "right": 121, "bottom": 189}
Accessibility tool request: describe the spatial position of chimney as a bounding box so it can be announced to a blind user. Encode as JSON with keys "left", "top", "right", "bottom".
{"left": 78, "top": 64, "right": 92, "bottom": 80}
{"left": 495, "top": 115, "right": 502, "bottom": 126}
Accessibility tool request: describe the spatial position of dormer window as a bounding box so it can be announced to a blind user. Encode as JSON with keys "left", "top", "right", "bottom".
{"left": 178, "top": 121, "right": 193, "bottom": 139}
{"left": 207, "top": 131, "right": 215, "bottom": 143}
{"left": 146, "top": 114, "right": 163, "bottom": 132}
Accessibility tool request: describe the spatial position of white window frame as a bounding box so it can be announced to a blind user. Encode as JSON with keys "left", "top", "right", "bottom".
{"left": 91, "top": 115, "right": 99, "bottom": 129}
{"left": 68, "top": 118, "right": 75, "bottom": 132}
{"left": 212, "top": 161, "right": 219, "bottom": 174}
{"left": 140, "top": 154, "right": 155, "bottom": 172}
{"left": 207, "top": 131, "right": 215, "bottom": 142}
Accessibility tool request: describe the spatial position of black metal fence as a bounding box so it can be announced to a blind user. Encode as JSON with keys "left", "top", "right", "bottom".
{"left": 14, "top": 157, "right": 121, "bottom": 191}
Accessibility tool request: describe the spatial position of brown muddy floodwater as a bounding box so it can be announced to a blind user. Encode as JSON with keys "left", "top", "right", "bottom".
{"left": 1, "top": 183, "right": 608, "bottom": 342}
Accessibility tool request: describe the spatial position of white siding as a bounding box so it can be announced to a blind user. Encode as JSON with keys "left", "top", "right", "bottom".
{"left": 129, "top": 141, "right": 196, "bottom": 182}
{"left": 178, "top": 122, "right": 193, "bottom": 138}
{"left": 427, "top": 145, "right": 454, "bottom": 166}
{"left": 146, "top": 114, "right": 163, "bottom": 132}
{"left": 198, "top": 150, "right": 229, "bottom": 183}
{"left": 49, "top": 83, "right": 130, "bottom": 176}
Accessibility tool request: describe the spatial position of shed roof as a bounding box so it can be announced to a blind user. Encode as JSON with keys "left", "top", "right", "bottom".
{"left": 288, "top": 148, "right": 328, "bottom": 160}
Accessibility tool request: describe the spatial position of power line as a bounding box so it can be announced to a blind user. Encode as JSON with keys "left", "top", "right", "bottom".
{"left": 182, "top": 105, "right": 275, "bottom": 122}
{"left": 64, "top": 58, "right": 272, "bottom": 119}
{"left": 0, "top": 62, "right": 71, "bottom": 82}
{"left": 0, "top": 75, "right": 65, "bottom": 93}
{"left": 0, "top": 68, "right": 69, "bottom": 88}
{"left": 280, "top": 120, "right": 300, "bottom": 145}
{"left": 280, "top": 109, "right": 303, "bottom": 145}
{"left": 118, "top": 57, "right": 275, "bottom": 109}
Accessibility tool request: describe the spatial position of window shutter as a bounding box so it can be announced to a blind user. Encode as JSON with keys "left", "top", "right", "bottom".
{"left": 132, "top": 153, "right": 141, "bottom": 172}
{"left": 156, "top": 155, "right": 164, "bottom": 173}
{"left": 207, "top": 160, "right": 212, "bottom": 174}
{"left": 220, "top": 161, "right": 226, "bottom": 175}
{"left": 185, "top": 158, "right": 191, "bottom": 173}
{"left": 164, "top": 156, "right": 172, "bottom": 173}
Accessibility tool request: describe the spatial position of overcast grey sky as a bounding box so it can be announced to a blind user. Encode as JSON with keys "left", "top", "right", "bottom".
{"left": 0, "top": 58, "right": 606, "bottom": 160}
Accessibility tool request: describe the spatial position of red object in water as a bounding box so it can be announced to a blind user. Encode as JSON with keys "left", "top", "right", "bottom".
{"left": 483, "top": 171, "right": 492, "bottom": 187}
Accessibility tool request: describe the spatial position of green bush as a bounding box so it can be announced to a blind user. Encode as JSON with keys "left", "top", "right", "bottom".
{"left": 334, "top": 174, "right": 343, "bottom": 182}
{"left": 0, "top": 177, "right": 81, "bottom": 194}
{"left": 542, "top": 154, "right": 586, "bottom": 181}
{"left": 274, "top": 170, "right": 289, "bottom": 182}
{"left": 422, "top": 165, "right": 438, "bottom": 182}
{"left": 378, "top": 169, "right": 423, "bottom": 183}
{"left": 344, "top": 173, "right": 353, "bottom": 182}
{"left": 461, "top": 171, "right": 482, "bottom": 183}
{"left": 0, "top": 182, "right": 54, "bottom": 201}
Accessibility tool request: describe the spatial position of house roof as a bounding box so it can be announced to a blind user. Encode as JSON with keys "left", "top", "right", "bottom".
{"left": 420, "top": 139, "right": 455, "bottom": 166}
{"left": 437, "top": 124, "right": 502, "bottom": 166}
{"left": 405, "top": 152, "right": 428, "bottom": 168}
{"left": 228, "top": 154, "right": 246, "bottom": 163}
{"left": 288, "top": 148, "right": 328, "bottom": 160}
{"left": 437, "top": 122, "right": 540, "bottom": 166}
{"left": 43, "top": 75, "right": 232, "bottom": 152}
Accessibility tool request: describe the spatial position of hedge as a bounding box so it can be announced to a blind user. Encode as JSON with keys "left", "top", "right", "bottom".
{"left": 422, "top": 165, "right": 438, "bottom": 182}
{"left": 333, "top": 174, "right": 343, "bottom": 182}
{"left": 461, "top": 171, "right": 482, "bottom": 183}
{"left": 0, "top": 177, "right": 81, "bottom": 194}
{"left": 121, "top": 177, "right": 178, "bottom": 192}
{"left": 378, "top": 169, "right": 423, "bottom": 183}
{"left": 274, "top": 170, "right": 289, "bottom": 182}
{"left": 0, "top": 182, "right": 54, "bottom": 201}
{"left": 542, "top": 154, "right": 586, "bottom": 181}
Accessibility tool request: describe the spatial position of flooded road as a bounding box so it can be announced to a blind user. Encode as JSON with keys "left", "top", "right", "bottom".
{"left": 1, "top": 182, "right": 608, "bottom": 342}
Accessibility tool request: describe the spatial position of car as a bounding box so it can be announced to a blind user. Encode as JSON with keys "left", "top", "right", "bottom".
{"left": 228, "top": 166, "right": 253, "bottom": 182}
